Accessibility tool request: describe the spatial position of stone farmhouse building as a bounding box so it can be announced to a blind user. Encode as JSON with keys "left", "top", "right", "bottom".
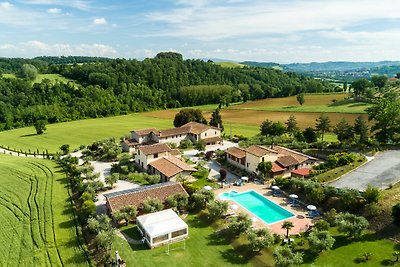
{"left": 122, "top": 121, "right": 222, "bottom": 153}
{"left": 135, "top": 143, "right": 196, "bottom": 182}
{"left": 225, "top": 145, "right": 317, "bottom": 178}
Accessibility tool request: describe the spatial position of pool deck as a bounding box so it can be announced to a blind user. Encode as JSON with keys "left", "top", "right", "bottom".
{"left": 214, "top": 183, "right": 313, "bottom": 236}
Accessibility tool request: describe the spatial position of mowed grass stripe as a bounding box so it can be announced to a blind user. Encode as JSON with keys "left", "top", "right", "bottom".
{"left": 0, "top": 155, "right": 88, "bottom": 266}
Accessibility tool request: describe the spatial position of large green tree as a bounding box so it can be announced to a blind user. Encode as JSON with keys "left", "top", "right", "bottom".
{"left": 257, "top": 161, "right": 272, "bottom": 180}
{"left": 286, "top": 115, "right": 299, "bottom": 135}
{"left": 209, "top": 108, "right": 224, "bottom": 131}
{"left": 173, "top": 108, "right": 207, "bottom": 127}
{"left": 273, "top": 246, "right": 303, "bottom": 267}
{"left": 228, "top": 213, "right": 252, "bottom": 236}
{"left": 367, "top": 97, "right": 400, "bottom": 143}
{"left": 307, "top": 229, "right": 335, "bottom": 253}
{"left": 335, "top": 212, "right": 369, "bottom": 238}
{"left": 315, "top": 114, "right": 331, "bottom": 142}
{"left": 353, "top": 115, "right": 369, "bottom": 144}
{"left": 260, "top": 120, "right": 286, "bottom": 136}
{"left": 296, "top": 93, "right": 305, "bottom": 106}
{"left": 207, "top": 200, "right": 229, "bottom": 221}
{"left": 247, "top": 228, "right": 274, "bottom": 252}
{"left": 371, "top": 75, "right": 388, "bottom": 89}
{"left": 334, "top": 118, "right": 354, "bottom": 143}
{"left": 351, "top": 78, "right": 371, "bottom": 98}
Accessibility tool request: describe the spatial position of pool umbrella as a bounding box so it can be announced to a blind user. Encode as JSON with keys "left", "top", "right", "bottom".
{"left": 271, "top": 185, "right": 280, "bottom": 190}
{"left": 203, "top": 185, "right": 212, "bottom": 191}
{"left": 289, "top": 194, "right": 298, "bottom": 199}
{"left": 307, "top": 205, "right": 317, "bottom": 211}
{"left": 230, "top": 204, "right": 239, "bottom": 210}
{"left": 251, "top": 217, "right": 258, "bottom": 222}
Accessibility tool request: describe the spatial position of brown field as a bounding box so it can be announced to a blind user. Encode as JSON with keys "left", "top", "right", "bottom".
{"left": 144, "top": 109, "right": 368, "bottom": 130}
{"left": 235, "top": 93, "right": 349, "bottom": 108}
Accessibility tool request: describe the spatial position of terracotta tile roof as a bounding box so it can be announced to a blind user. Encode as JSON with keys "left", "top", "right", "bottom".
{"left": 181, "top": 121, "right": 220, "bottom": 135}
{"left": 123, "top": 139, "right": 139, "bottom": 147}
{"left": 271, "top": 162, "right": 286, "bottom": 173}
{"left": 245, "top": 145, "right": 277, "bottom": 157}
{"left": 226, "top": 147, "right": 246, "bottom": 159}
{"left": 169, "top": 149, "right": 182, "bottom": 157}
{"left": 276, "top": 155, "right": 299, "bottom": 167}
{"left": 138, "top": 143, "right": 171, "bottom": 155}
{"left": 105, "top": 182, "right": 188, "bottom": 212}
{"left": 291, "top": 168, "right": 311, "bottom": 177}
{"left": 158, "top": 127, "right": 190, "bottom": 138}
{"left": 149, "top": 156, "right": 196, "bottom": 178}
{"left": 273, "top": 145, "right": 317, "bottom": 163}
{"left": 132, "top": 128, "right": 158, "bottom": 136}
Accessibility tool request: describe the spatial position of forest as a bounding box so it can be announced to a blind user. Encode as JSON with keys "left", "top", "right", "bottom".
{"left": 0, "top": 52, "right": 338, "bottom": 131}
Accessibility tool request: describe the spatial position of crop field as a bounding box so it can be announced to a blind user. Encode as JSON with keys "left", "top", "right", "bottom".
{"left": 0, "top": 154, "right": 88, "bottom": 266}
{"left": 2, "top": 73, "right": 74, "bottom": 84}
{"left": 145, "top": 109, "right": 368, "bottom": 130}
{"left": 213, "top": 61, "right": 246, "bottom": 68}
{"left": 229, "top": 93, "right": 370, "bottom": 113}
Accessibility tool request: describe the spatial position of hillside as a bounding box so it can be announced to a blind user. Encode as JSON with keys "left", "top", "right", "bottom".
{"left": 0, "top": 52, "right": 338, "bottom": 131}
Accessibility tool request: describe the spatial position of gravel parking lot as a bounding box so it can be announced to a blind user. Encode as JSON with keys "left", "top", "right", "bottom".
{"left": 329, "top": 150, "right": 400, "bottom": 191}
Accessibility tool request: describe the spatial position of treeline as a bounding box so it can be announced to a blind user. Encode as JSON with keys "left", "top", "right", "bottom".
{"left": 0, "top": 57, "right": 48, "bottom": 74}
{"left": 34, "top": 56, "right": 112, "bottom": 65}
{"left": 0, "top": 52, "right": 338, "bottom": 131}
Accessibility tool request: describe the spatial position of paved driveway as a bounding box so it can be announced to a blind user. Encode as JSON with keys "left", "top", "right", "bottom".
{"left": 329, "top": 150, "right": 400, "bottom": 191}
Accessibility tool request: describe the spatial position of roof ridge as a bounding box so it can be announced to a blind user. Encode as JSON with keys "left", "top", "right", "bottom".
{"left": 104, "top": 181, "right": 178, "bottom": 199}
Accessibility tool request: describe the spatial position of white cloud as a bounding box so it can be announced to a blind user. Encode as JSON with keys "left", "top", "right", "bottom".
{"left": 0, "top": 1, "right": 12, "bottom": 8}
{"left": 145, "top": 0, "right": 400, "bottom": 41}
{"left": 0, "top": 40, "right": 118, "bottom": 57}
{"left": 93, "top": 17, "right": 107, "bottom": 25}
{"left": 47, "top": 7, "right": 61, "bottom": 14}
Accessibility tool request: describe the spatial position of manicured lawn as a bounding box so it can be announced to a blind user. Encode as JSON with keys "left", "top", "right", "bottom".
{"left": 302, "top": 231, "right": 398, "bottom": 266}
{"left": 0, "top": 154, "right": 88, "bottom": 266}
{"left": 112, "top": 213, "right": 274, "bottom": 267}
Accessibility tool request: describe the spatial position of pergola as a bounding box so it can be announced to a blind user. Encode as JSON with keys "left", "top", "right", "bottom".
{"left": 136, "top": 209, "right": 188, "bottom": 248}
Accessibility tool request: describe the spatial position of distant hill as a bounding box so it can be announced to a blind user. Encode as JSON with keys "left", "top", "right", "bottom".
{"left": 240, "top": 60, "right": 400, "bottom": 81}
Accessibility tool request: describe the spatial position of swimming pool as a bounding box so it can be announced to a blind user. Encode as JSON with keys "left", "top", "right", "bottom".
{"left": 219, "top": 190, "right": 295, "bottom": 224}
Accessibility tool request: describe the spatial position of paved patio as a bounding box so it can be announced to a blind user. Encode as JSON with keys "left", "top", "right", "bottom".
{"left": 214, "top": 183, "right": 313, "bottom": 236}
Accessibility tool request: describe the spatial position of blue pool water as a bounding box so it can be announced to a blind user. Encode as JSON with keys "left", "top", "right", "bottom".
{"left": 220, "top": 190, "right": 295, "bottom": 224}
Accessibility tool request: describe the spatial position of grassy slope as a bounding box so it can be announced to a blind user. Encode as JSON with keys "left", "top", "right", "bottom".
{"left": 0, "top": 154, "right": 88, "bottom": 266}
{"left": 33, "top": 74, "right": 73, "bottom": 84}
{"left": 0, "top": 114, "right": 173, "bottom": 153}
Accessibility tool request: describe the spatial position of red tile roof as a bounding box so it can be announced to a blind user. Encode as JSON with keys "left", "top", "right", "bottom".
{"left": 246, "top": 145, "right": 277, "bottom": 157}
{"left": 271, "top": 162, "right": 286, "bottom": 173}
{"left": 138, "top": 143, "right": 171, "bottom": 155}
{"left": 105, "top": 182, "right": 188, "bottom": 212}
{"left": 149, "top": 156, "right": 196, "bottom": 178}
{"left": 276, "top": 155, "right": 299, "bottom": 167}
{"left": 226, "top": 147, "right": 246, "bottom": 159}
{"left": 132, "top": 128, "right": 158, "bottom": 136}
{"left": 273, "top": 145, "right": 317, "bottom": 163}
{"left": 291, "top": 168, "right": 311, "bottom": 177}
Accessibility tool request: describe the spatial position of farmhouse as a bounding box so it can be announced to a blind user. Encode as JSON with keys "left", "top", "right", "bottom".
{"left": 136, "top": 209, "right": 188, "bottom": 248}
{"left": 225, "top": 145, "right": 317, "bottom": 178}
{"left": 135, "top": 143, "right": 195, "bottom": 181}
{"left": 105, "top": 181, "right": 188, "bottom": 214}
{"left": 122, "top": 121, "right": 222, "bottom": 153}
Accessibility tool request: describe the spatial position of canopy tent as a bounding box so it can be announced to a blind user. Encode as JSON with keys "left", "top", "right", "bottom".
{"left": 136, "top": 209, "right": 188, "bottom": 248}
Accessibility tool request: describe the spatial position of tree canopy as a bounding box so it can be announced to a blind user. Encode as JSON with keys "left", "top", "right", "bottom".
{"left": 173, "top": 108, "right": 207, "bottom": 127}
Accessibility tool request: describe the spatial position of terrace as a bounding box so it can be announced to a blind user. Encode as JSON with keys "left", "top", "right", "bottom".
{"left": 214, "top": 183, "right": 313, "bottom": 235}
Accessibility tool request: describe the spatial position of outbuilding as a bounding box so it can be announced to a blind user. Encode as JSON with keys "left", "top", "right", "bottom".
{"left": 136, "top": 209, "right": 188, "bottom": 248}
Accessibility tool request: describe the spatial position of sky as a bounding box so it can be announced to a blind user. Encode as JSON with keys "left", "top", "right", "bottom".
{"left": 1, "top": 0, "right": 400, "bottom": 63}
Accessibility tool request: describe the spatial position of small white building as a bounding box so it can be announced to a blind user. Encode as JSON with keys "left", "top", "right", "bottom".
{"left": 136, "top": 209, "right": 188, "bottom": 248}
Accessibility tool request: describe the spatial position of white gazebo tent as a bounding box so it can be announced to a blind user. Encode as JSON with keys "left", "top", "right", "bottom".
{"left": 136, "top": 209, "right": 188, "bottom": 248}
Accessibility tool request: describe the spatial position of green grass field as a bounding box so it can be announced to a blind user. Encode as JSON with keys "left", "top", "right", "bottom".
{"left": 213, "top": 62, "right": 246, "bottom": 68}
{"left": 33, "top": 74, "right": 73, "bottom": 84}
{"left": 0, "top": 154, "right": 88, "bottom": 266}
{"left": 112, "top": 213, "right": 272, "bottom": 267}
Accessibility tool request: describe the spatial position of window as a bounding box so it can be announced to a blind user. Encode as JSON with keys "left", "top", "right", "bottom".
{"left": 171, "top": 228, "right": 187, "bottom": 238}
{"left": 262, "top": 157, "right": 265, "bottom": 162}
{"left": 152, "top": 234, "right": 169, "bottom": 244}
{"left": 154, "top": 153, "right": 158, "bottom": 158}
{"left": 205, "top": 133, "right": 207, "bottom": 137}
{"left": 215, "top": 131, "right": 217, "bottom": 134}
{"left": 246, "top": 163, "right": 249, "bottom": 168}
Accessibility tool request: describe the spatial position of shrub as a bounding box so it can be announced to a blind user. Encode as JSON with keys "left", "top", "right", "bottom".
{"left": 247, "top": 228, "right": 274, "bottom": 251}
{"left": 363, "top": 185, "right": 381, "bottom": 203}
{"left": 207, "top": 200, "right": 229, "bottom": 221}
{"left": 363, "top": 203, "right": 380, "bottom": 218}
{"left": 392, "top": 203, "right": 400, "bottom": 225}
{"left": 335, "top": 212, "right": 369, "bottom": 238}
{"left": 228, "top": 213, "right": 252, "bottom": 236}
